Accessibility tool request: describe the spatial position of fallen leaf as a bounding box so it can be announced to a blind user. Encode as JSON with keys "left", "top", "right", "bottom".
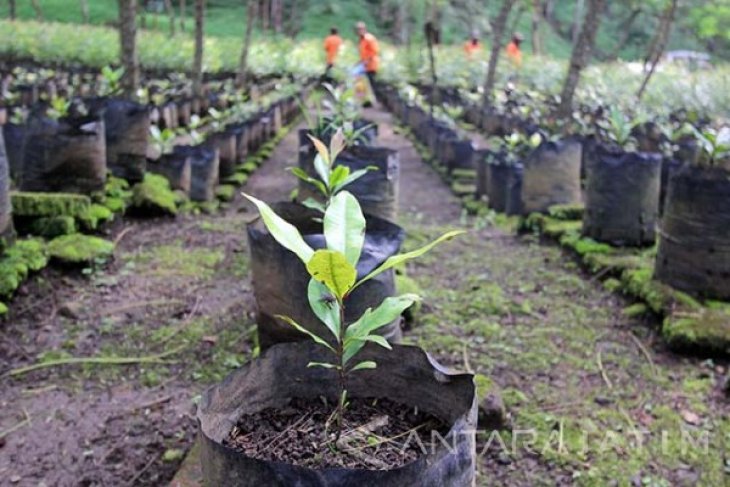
{"left": 680, "top": 409, "right": 701, "bottom": 425}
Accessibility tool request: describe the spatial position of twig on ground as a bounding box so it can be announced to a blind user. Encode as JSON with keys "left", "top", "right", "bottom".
{"left": 157, "top": 296, "right": 202, "bottom": 345}
{"left": 125, "top": 453, "right": 159, "bottom": 487}
{"left": 596, "top": 349, "right": 613, "bottom": 389}
{"left": 113, "top": 226, "right": 135, "bottom": 247}
{"left": 0, "top": 409, "right": 31, "bottom": 440}
{"left": 462, "top": 343, "right": 474, "bottom": 373}
{"left": 6, "top": 344, "right": 187, "bottom": 377}
{"left": 629, "top": 333, "right": 657, "bottom": 377}
{"left": 336, "top": 415, "right": 390, "bottom": 469}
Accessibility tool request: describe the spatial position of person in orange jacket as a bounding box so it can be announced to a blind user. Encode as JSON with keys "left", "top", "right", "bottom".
{"left": 464, "top": 31, "right": 482, "bottom": 60}
{"left": 505, "top": 32, "right": 524, "bottom": 68}
{"left": 323, "top": 27, "right": 342, "bottom": 76}
{"left": 356, "top": 21, "right": 380, "bottom": 87}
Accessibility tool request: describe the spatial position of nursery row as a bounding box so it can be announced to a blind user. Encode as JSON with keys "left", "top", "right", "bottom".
{"left": 377, "top": 82, "right": 730, "bottom": 356}
{"left": 187, "top": 84, "right": 494, "bottom": 485}
{"left": 0, "top": 74, "right": 313, "bottom": 315}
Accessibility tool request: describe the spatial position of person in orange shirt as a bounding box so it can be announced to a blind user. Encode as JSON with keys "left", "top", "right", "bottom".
{"left": 356, "top": 21, "right": 380, "bottom": 87}
{"left": 323, "top": 27, "right": 342, "bottom": 76}
{"left": 464, "top": 31, "right": 482, "bottom": 60}
{"left": 505, "top": 32, "right": 524, "bottom": 69}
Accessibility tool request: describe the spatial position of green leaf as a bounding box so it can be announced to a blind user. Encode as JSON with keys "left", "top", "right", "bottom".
{"left": 347, "top": 294, "right": 419, "bottom": 339}
{"left": 352, "top": 230, "right": 465, "bottom": 291}
{"left": 313, "top": 154, "right": 331, "bottom": 187}
{"left": 301, "top": 197, "right": 326, "bottom": 213}
{"left": 244, "top": 194, "right": 314, "bottom": 264}
{"left": 324, "top": 192, "right": 366, "bottom": 266}
{"left": 307, "top": 278, "right": 341, "bottom": 340}
{"left": 307, "top": 362, "right": 340, "bottom": 369}
{"left": 360, "top": 334, "right": 392, "bottom": 350}
{"left": 351, "top": 361, "right": 377, "bottom": 372}
{"left": 306, "top": 249, "right": 357, "bottom": 300}
{"left": 333, "top": 168, "right": 372, "bottom": 194}
{"left": 275, "top": 314, "right": 335, "bottom": 353}
{"left": 328, "top": 165, "right": 351, "bottom": 189}
{"left": 289, "top": 167, "right": 327, "bottom": 196}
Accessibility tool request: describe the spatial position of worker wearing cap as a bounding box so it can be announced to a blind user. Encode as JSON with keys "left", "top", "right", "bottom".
{"left": 506, "top": 32, "right": 524, "bottom": 68}
{"left": 356, "top": 21, "right": 380, "bottom": 87}
{"left": 324, "top": 27, "right": 343, "bottom": 76}
{"left": 464, "top": 31, "right": 482, "bottom": 60}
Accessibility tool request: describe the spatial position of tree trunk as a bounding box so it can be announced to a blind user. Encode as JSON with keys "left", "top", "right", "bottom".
{"left": 118, "top": 0, "right": 140, "bottom": 98}
{"left": 395, "top": 2, "right": 407, "bottom": 45}
{"left": 261, "top": 0, "right": 270, "bottom": 30}
{"left": 30, "top": 0, "right": 43, "bottom": 20}
{"left": 192, "top": 0, "right": 205, "bottom": 98}
{"left": 609, "top": 8, "right": 641, "bottom": 59}
{"left": 179, "top": 0, "right": 186, "bottom": 31}
{"left": 8, "top": 0, "right": 16, "bottom": 20}
{"left": 236, "top": 0, "right": 257, "bottom": 89}
{"left": 555, "top": 0, "right": 605, "bottom": 119}
{"left": 285, "top": 0, "right": 298, "bottom": 36}
{"left": 572, "top": 0, "right": 584, "bottom": 45}
{"left": 637, "top": 0, "right": 677, "bottom": 100}
{"left": 164, "top": 0, "right": 176, "bottom": 36}
{"left": 482, "top": 0, "right": 515, "bottom": 108}
{"left": 531, "top": 0, "right": 542, "bottom": 55}
{"left": 272, "top": 0, "right": 282, "bottom": 33}
{"left": 80, "top": 0, "right": 90, "bottom": 23}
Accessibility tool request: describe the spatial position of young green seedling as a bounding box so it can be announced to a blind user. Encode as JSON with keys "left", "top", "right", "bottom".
{"left": 290, "top": 128, "right": 374, "bottom": 213}
{"left": 244, "top": 137, "right": 463, "bottom": 439}
{"left": 691, "top": 126, "right": 730, "bottom": 167}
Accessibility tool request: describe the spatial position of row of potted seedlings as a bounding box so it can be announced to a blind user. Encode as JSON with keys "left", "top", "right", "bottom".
{"left": 196, "top": 89, "right": 480, "bottom": 484}
{"left": 382, "top": 81, "right": 730, "bottom": 310}
{"left": 0, "top": 76, "right": 306, "bottom": 200}
{"left": 0, "top": 73, "right": 311, "bottom": 315}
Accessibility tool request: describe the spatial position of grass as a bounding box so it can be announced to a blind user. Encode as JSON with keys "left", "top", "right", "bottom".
{"left": 402, "top": 222, "right": 729, "bottom": 486}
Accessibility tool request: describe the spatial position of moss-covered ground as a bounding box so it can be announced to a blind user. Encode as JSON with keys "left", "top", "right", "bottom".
{"left": 379, "top": 106, "right": 729, "bottom": 486}
{"left": 2, "top": 108, "right": 728, "bottom": 486}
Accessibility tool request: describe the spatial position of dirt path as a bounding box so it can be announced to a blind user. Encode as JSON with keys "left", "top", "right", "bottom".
{"left": 0, "top": 107, "right": 727, "bottom": 487}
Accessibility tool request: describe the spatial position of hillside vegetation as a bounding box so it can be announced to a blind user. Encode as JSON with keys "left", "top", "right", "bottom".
{"left": 1, "top": 0, "right": 727, "bottom": 61}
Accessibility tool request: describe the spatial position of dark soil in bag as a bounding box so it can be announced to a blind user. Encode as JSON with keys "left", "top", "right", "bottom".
{"left": 198, "top": 342, "right": 477, "bottom": 486}
{"left": 20, "top": 112, "right": 107, "bottom": 193}
{"left": 87, "top": 97, "right": 150, "bottom": 183}
{"left": 521, "top": 139, "right": 582, "bottom": 213}
{"left": 655, "top": 164, "right": 730, "bottom": 299}
{"left": 2, "top": 122, "right": 26, "bottom": 180}
{"left": 224, "top": 396, "right": 446, "bottom": 469}
{"left": 583, "top": 144, "right": 661, "bottom": 246}
{"left": 172, "top": 145, "right": 219, "bottom": 201}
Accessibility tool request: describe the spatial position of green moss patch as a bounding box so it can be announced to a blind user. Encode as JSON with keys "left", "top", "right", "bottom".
{"left": 12, "top": 192, "right": 91, "bottom": 218}
{"left": 547, "top": 203, "right": 584, "bottom": 221}
{"left": 27, "top": 216, "right": 77, "bottom": 238}
{"left": 47, "top": 234, "right": 115, "bottom": 265}
{"left": 240, "top": 161, "right": 258, "bottom": 174}
{"left": 223, "top": 172, "right": 249, "bottom": 186}
{"left": 78, "top": 204, "right": 114, "bottom": 231}
{"left": 663, "top": 310, "right": 730, "bottom": 354}
{"left": 451, "top": 181, "right": 476, "bottom": 196}
{"left": 130, "top": 174, "right": 178, "bottom": 216}
{"left": 215, "top": 185, "right": 236, "bottom": 202}
{"left": 0, "top": 239, "right": 48, "bottom": 296}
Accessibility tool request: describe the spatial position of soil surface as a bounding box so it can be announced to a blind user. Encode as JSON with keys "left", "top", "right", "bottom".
{"left": 224, "top": 396, "right": 445, "bottom": 470}
{"left": 0, "top": 104, "right": 728, "bottom": 486}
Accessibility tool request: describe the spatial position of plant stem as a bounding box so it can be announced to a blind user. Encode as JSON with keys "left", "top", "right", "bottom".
{"left": 335, "top": 299, "right": 347, "bottom": 441}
